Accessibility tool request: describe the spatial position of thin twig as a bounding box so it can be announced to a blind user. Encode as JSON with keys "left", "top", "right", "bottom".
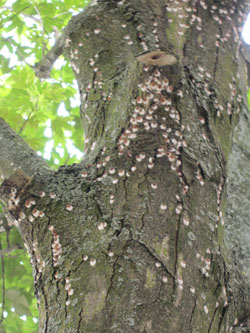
{"left": 53, "top": 12, "right": 70, "bottom": 18}
{"left": 20, "top": 12, "right": 41, "bottom": 23}
{"left": 18, "top": 99, "right": 38, "bottom": 135}
{"left": 1, "top": 37, "right": 33, "bottom": 68}
{"left": 18, "top": 109, "right": 34, "bottom": 135}
{"left": 64, "top": 154, "right": 70, "bottom": 166}
{"left": 6, "top": 229, "right": 10, "bottom": 249}
{"left": 33, "top": 5, "right": 46, "bottom": 57}
{"left": 0, "top": 244, "right": 23, "bottom": 256}
{"left": 15, "top": 46, "right": 33, "bottom": 67}
{"left": 0, "top": 6, "right": 31, "bottom": 30}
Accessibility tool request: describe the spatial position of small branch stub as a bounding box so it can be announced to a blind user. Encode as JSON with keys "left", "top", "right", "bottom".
{"left": 0, "top": 170, "right": 31, "bottom": 205}
{"left": 137, "top": 50, "right": 177, "bottom": 66}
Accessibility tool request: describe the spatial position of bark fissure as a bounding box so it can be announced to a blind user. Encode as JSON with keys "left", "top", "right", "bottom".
{"left": 218, "top": 305, "right": 228, "bottom": 333}
{"left": 77, "top": 307, "right": 84, "bottom": 333}
{"left": 137, "top": 239, "right": 174, "bottom": 279}
{"left": 173, "top": 213, "right": 181, "bottom": 291}
{"left": 208, "top": 304, "right": 219, "bottom": 333}
{"left": 105, "top": 253, "right": 120, "bottom": 302}
{"left": 41, "top": 284, "right": 49, "bottom": 333}
{"left": 189, "top": 296, "right": 197, "bottom": 328}
{"left": 216, "top": 250, "right": 230, "bottom": 332}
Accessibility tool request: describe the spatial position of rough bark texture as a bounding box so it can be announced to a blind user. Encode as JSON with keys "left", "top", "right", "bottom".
{"left": 1, "top": 0, "right": 250, "bottom": 332}
{"left": 0, "top": 118, "right": 50, "bottom": 182}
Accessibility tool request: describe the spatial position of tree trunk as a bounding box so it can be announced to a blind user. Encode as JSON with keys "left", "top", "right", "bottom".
{"left": 1, "top": 0, "right": 250, "bottom": 332}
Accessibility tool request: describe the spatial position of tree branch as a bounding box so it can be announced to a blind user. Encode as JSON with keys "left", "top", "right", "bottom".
{"left": 34, "top": 34, "right": 64, "bottom": 79}
{"left": 0, "top": 118, "right": 51, "bottom": 182}
{"left": 33, "top": 0, "right": 100, "bottom": 79}
{"left": 0, "top": 244, "right": 23, "bottom": 256}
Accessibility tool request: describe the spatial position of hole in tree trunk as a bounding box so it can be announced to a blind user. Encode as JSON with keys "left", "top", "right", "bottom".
{"left": 137, "top": 50, "right": 177, "bottom": 66}
{"left": 151, "top": 55, "right": 161, "bottom": 60}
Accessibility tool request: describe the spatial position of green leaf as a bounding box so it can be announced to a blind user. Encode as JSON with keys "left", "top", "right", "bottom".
{"left": 0, "top": 55, "right": 10, "bottom": 73}
{"left": 12, "top": 1, "right": 31, "bottom": 12}
{"left": 6, "top": 290, "right": 32, "bottom": 316}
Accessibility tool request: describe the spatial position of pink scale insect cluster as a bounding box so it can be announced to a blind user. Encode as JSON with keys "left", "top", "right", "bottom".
{"left": 48, "top": 225, "right": 62, "bottom": 267}
{"left": 65, "top": 277, "right": 74, "bottom": 306}
{"left": 19, "top": 191, "right": 48, "bottom": 224}
{"left": 166, "top": 0, "right": 247, "bottom": 51}
{"left": 196, "top": 250, "right": 212, "bottom": 278}
{"left": 67, "top": 1, "right": 249, "bottom": 293}
{"left": 166, "top": 0, "right": 247, "bottom": 123}
{"left": 6, "top": 187, "right": 62, "bottom": 278}
{"left": 166, "top": 0, "right": 204, "bottom": 39}
{"left": 216, "top": 177, "right": 225, "bottom": 226}
{"left": 89, "top": 64, "right": 191, "bottom": 203}
{"left": 76, "top": 64, "right": 194, "bottom": 283}
{"left": 32, "top": 239, "right": 45, "bottom": 276}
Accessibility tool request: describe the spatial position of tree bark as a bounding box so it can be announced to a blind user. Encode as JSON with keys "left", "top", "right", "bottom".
{"left": 1, "top": 0, "right": 250, "bottom": 332}
{"left": 0, "top": 118, "right": 50, "bottom": 181}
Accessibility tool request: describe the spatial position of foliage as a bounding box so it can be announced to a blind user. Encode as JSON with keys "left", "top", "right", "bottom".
{"left": 0, "top": 211, "right": 38, "bottom": 333}
{"left": 0, "top": 0, "right": 91, "bottom": 168}
{"left": 0, "top": 0, "right": 91, "bottom": 331}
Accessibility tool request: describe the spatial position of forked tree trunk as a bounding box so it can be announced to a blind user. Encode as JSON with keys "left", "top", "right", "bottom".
{"left": 1, "top": 0, "right": 250, "bottom": 332}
